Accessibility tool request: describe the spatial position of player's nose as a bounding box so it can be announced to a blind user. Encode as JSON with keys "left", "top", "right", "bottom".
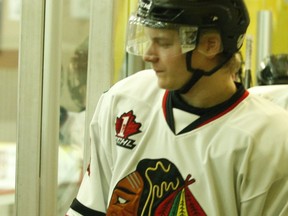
{"left": 143, "top": 54, "right": 158, "bottom": 62}
{"left": 142, "top": 42, "right": 159, "bottom": 62}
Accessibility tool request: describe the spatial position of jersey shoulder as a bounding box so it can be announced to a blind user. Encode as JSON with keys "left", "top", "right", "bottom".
{"left": 248, "top": 85, "right": 288, "bottom": 111}
{"left": 105, "top": 69, "right": 164, "bottom": 104}
{"left": 245, "top": 92, "right": 288, "bottom": 122}
{"left": 110, "top": 69, "right": 157, "bottom": 91}
{"left": 235, "top": 92, "right": 288, "bottom": 144}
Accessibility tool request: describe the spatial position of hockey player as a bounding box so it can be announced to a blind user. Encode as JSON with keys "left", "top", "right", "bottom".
{"left": 67, "top": 0, "right": 288, "bottom": 215}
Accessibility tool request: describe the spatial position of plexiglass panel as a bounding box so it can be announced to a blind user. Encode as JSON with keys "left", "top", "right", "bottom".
{"left": 0, "top": 0, "right": 20, "bottom": 215}
{"left": 57, "top": 0, "right": 90, "bottom": 214}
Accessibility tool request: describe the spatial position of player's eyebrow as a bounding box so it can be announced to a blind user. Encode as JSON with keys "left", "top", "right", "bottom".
{"left": 148, "top": 35, "right": 174, "bottom": 45}
{"left": 152, "top": 37, "right": 171, "bottom": 42}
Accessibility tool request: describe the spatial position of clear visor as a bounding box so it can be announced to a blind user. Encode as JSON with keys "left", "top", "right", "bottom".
{"left": 126, "top": 15, "right": 198, "bottom": 57}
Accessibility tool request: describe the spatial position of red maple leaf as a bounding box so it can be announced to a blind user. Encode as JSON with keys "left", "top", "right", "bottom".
{"left": 115, "top": 111, "right": 142, "bottom": 139}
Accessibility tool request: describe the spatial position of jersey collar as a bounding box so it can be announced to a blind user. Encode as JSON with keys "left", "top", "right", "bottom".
{"left": 162, "top": 83, "right": 249, "bottom": 134}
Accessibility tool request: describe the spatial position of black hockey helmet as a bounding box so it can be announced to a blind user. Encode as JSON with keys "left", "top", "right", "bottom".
{"left": 258, "top": 54, "right": 288, "bottom": 85}
{"left": 127, "top": 0, "right": 250, "bottom": 56}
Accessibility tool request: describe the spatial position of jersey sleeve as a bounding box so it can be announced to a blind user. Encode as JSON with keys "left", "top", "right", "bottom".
{"left": 66, "top": 92, "right": 114, "bottom": 215}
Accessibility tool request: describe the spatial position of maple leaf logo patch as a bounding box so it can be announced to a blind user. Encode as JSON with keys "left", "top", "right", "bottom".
{"left": 115, "top": 110, "right": 142, "bottom": 149}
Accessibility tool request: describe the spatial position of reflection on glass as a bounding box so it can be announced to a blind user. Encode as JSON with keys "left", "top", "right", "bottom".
{"left": 57, "top": 0, "right": 90, "bottom": 214}
{"left": 58, "top": 37, "right": 88, "bottom": 214}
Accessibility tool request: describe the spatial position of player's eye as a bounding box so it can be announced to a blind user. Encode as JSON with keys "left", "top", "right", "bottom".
{"left": 158, "top": 41, "right": 173, "bottom": 48}
{"left": 153, "top": 37, "right": 173, "bottom": 48}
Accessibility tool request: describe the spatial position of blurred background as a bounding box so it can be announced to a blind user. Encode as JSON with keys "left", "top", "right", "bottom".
{"left": 0, "top": 0, "right": 287, "bottom": 215}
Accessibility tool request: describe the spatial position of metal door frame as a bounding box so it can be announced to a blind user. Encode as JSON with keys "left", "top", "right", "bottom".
{"left": 16, "top": 0, "right": 62, "bottom": 215}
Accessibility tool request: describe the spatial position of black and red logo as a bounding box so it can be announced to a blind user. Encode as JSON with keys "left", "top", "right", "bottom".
{"left": 107, "top": 159, "right": 207, "bottom": 215}
{"left": 115, "top": 110, "right": 142, "bottom": 149}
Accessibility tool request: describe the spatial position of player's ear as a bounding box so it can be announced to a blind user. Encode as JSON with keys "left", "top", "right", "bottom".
{"left": 196, "top": 31, "right": 223, "bottom": 58}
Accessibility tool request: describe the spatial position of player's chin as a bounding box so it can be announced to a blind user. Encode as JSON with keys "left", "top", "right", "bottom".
{"left": 157, "top": 79, "right": 178, "bottom": 90}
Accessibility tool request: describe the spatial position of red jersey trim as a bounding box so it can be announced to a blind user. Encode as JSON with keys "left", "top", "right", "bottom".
{"left": 197, "top": 90, "right": 249, "bottom": 128}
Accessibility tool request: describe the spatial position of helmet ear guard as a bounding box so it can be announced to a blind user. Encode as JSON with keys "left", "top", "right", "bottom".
{"left": 179, "top": 26, "right": 198, "bottom": 53}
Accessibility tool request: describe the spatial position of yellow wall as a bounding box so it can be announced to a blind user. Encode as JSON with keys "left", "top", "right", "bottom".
{"left": 113, "top": 0, "right": 138, "bottom": 83}
{"left": 243, "top": 0, "right": 288, "bottom": 85}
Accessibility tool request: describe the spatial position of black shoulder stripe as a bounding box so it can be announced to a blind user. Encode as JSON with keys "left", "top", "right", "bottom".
{"left": 70, "top": 198, "right": 105, "bottom": 216}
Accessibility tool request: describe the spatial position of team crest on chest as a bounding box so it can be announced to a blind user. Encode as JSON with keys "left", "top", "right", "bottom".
{"left": 115, "top": 110, "right": 142, "bottom": 149}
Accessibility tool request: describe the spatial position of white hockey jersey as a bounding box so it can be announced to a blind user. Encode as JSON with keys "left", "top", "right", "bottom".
{"left": 248, "top": 85, "right": 288, "bottom": 111}
{"left": 67, "top": 70, "right": 288, "bottom": 216}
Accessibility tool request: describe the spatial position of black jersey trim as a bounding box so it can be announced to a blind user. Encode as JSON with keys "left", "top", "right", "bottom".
{"left": 166, "top": 91, "right": 175, "bottom": 133}
{"left": 70, "top": 198, "right": 105, "bottom": 216}
{"left": 182, "top": 89, "right": 249, "bottom": 133}
{"left": 162, "top": 83, "right": 249, "bottom": 134}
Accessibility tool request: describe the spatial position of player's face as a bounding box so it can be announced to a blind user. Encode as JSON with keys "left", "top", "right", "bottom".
{"left": 142, "top": 27, "right": 193, "bottom": 90}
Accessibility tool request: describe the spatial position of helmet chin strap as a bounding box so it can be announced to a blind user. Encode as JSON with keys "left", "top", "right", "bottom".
{"left": 176, "top": 51, "right": 232, "bottom": 94}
